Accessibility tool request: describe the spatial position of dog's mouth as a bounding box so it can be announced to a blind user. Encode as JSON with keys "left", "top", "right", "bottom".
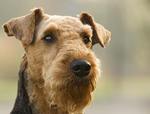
{"left": 45, "top": 63, "right": 97, "bottom": 112}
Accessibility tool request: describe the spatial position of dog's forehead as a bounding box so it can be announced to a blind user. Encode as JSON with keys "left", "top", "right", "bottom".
{"left": 44, "top": 15, "right": 82, "bottom": 26}
{"left": 36, "top": 15, "right": 86, "bottom": 37}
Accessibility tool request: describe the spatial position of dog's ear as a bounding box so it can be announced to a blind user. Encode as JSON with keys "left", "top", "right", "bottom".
{"left": 80, "top": 13, "right": 111, "bottom": 48}
{"left": 3, "top": 8, "right": 44, "bottom": 47}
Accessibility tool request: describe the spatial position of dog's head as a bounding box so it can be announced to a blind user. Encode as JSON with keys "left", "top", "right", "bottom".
{"left": 3, "top": 8, "right": 111, "bottom": 113}
{"left": 3, "top": 8, "right": 111, "bottom": 48}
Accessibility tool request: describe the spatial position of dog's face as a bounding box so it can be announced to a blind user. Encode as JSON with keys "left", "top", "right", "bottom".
{"left": 3, "top": 8, "right": 111, "bottom": 113}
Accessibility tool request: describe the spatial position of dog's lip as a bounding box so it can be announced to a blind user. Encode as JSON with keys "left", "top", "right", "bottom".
{"left": 75, "top": 71, "right": 90, "bottom": 77}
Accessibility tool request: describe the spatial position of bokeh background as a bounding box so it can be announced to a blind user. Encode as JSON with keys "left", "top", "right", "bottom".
{"left": 0, "top": 0, "right": 150, "bottom": 114}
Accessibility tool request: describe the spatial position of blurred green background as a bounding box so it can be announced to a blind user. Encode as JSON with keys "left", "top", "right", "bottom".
{"left": 0, "top": 0, "right": 150, "bottom": 114}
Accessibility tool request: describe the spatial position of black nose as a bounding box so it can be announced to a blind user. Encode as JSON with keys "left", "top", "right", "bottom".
{"left": 71, "top": 60, "right": 91, "bottom": 77}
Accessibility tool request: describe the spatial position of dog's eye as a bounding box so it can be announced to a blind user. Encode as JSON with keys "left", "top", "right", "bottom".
{"left": 43, "top": 35, "right": 54, "bottom": 43}
{"left": 83, "top": 37, "right": 91, "bottom": 44}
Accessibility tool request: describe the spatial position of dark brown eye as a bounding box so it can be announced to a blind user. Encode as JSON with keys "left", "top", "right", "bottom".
{"left": 43, "top": 34, "right": 55, "bottom": 43}
{"left": 83, "top": 37, "right": 91, "bottom": 44}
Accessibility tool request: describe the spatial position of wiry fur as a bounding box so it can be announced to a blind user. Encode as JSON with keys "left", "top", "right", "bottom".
{"left": 3, "top": 8, "right": 111, "bottom": 114}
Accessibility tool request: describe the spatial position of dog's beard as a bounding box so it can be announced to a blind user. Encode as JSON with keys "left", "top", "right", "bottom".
{"left": 44, "top": 64, "right": 99, "bottom": 112}
{"left": 43, "top": 51, "right": 100, "bottom": 112}
{"left": 45, "top": 76, "right": 95, "bottom": 112}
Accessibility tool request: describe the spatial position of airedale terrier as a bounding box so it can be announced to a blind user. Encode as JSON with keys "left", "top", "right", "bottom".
{"left": 3, "top": 8, "right": 111, "bottom": 114}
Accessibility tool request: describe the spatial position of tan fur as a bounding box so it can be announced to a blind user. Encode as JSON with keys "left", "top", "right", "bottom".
{"left": 3, "top": 8, "right": 111, "bottom": 114}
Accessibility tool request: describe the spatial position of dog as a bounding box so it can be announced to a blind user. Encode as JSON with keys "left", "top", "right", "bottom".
{"left": 3, "top": 8, "right": 111, "bottom": 114}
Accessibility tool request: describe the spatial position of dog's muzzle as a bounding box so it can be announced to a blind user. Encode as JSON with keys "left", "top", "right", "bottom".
{"left": 70, "top": 59, "right": 91, "bottom": 77}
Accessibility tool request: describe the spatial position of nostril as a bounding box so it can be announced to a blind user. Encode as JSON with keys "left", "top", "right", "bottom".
{"left": 72, "top": 65, "right": 81, "bottom": 72}
{"left": 71, "top": 60, "right": 91, "bottom": 77}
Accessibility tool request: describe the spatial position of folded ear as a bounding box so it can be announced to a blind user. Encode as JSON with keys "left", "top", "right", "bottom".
{"left": 3, "top": 8, "right": 44, "bottom": 47}
{"left": 80, "top": 13, "right": 111, "bottom": 48}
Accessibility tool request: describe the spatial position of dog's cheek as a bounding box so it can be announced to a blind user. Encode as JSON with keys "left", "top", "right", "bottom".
{"left": 86, "top": 52, "right": 100, "bottom": 91}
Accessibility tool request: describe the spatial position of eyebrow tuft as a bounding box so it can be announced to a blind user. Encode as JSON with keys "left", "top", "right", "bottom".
{"left": 42, "top": 23, "right": 58, "bottom": 38}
